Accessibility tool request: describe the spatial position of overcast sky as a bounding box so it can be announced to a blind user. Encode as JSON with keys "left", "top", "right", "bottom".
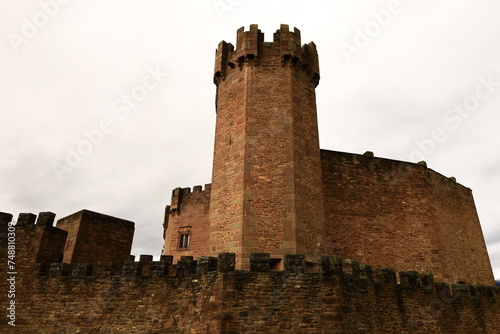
{"left": 1, "top": 0, "right": 499, "bottom": 280}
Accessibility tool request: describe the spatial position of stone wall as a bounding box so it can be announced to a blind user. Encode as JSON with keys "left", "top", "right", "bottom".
{"left": 56, "top": 210, "right": 135, "bottom": 270}
{"left": 320, "top": 149, "right": 494, "bottom": 286}
{"left": 427, "top": 170, "right": 494, "bottom": 285}
{"left": 163, "top": 185, "right": 211, "bottom": 263}
{"left": 1, "top": 252, "right": 499, "bottom": 333}
{"left": 209, "top": 24, "right": 326, "bottom": 269}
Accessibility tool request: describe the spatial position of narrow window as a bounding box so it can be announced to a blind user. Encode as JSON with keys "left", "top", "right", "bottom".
{"left": 179, "top": 233, "right": 190, "bottom": 249}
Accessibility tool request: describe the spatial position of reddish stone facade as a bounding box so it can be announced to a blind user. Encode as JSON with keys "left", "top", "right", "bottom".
{"left": 208, "top": 24, "right": 325, "bottom": 269}
{"left": 163, "top": 24, "right": 494, "bottom": 286}
{"left": 320, "top": 150, "right": 494, "bottom": 286}
{"left": 164, "top": 185, "right": 211, "bottom": 260}
{"left": 1, "top": 25, "right": 498, "bottom": 333}
{"left": 1, "top": 227, "right": 499, "bottom": 334}
{"left": 57, "top": 209, "right": 134, "bottom": 270}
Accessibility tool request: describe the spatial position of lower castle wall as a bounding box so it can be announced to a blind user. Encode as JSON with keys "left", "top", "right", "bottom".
{"left": 1, "top": 254, "right": 499, "bottom": 333}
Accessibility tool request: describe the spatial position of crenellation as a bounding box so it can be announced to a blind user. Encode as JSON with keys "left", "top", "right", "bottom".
{"left": 250, "top": 253, "right": 271, "bottom": 272}
{"left": 452, "top": 284, "right": 471, "bottom": 297}
{"left": 139, "top": 254, "right": 153, "bottom": 262}
{"left": 21, "top": 253, "right": 499, "bottom": 333}
{"left": 359, "top": 264, "right": 373, "bottom": 280}
{"left": 214, "top": 24, "right": 319, "bottom": 88}
{"left": 5, "top": 24, "right": 498, "bottom": 332}
{"left": 166, "top": 184, "right": 212, "bottom": 216}
{"left": 122, "top": 260, "right": 143, "bottom": 277}
{"left": 435, "top": 282, "right": 452, "bottom": 301}
{"left": 342, "top": 259, "right": 361, "bottom": 279}
{"left": 72, "top": 263, "right": 93, "bottom": 277}
{"left": 217, "top": 252, "right": 236, "bottom": 273}
{"left": 0, "top": 211, "right": 13, "bottom": 227}
{"left": 160, "top": 254, "right": 174, "bottom": 264}
{"left": 214, "top": 40, "right": 234, "bottom": 84}
{"left": 420, "top": 272, "right": 435, "bottom": 286}
{"left": 197, "top": 256, "right": 218, "bottom": 274}
{"left": 137, "top": 255, "right": 154, "bottom": 276}
{"left": 27, "top": 253, "right": 499, "bottom": 300}
{"left": 35, "top": 211, "right": 56, "bottom": 227}
{"left": 96, "top": 262, "right": 118, "bottom": 277}
{"left": 17, "top": 212, "right": 36, "bottom": 226}
{"left": 375, "top": 267, "right": 398, "bottom": 284}
{"left": 234, "top": 24, "right": 262, "bottom": 64}
{"left": 399, "top": 270, "right": 421, "bottom": 287}
{"left": 283, "top": 254, "right": 306, "bottom": 274}
{"left": 150, "top": 260, "right": 170, "bottom": 277}
{"left": 319, "top": 255, "right": 343, "bottom": 275}
{"left": 49, "top": 262, "right": 71, "bottom": 277}
{"left": 176, "top": 256, "right": 198, "bottom": 277}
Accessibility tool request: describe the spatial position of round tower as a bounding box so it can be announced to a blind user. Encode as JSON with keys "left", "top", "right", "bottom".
{"left": 208, "top": 24, "right": 325, "bottom": 269}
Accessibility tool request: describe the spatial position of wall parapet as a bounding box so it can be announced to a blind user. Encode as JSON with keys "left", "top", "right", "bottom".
{"left": 15, "top": 252, "right": 500, "bottom": 333}
{"left": 30, "top": 253, "right": 500, "bottom": 298}
{"left": 166, "top": 184, "right": 211, "bottom": 216}
{"left": 320, "top": 149, "right": 473, "bottom": 192}
{"left": 214, "top": 24, "right": 320, "bottom": 87}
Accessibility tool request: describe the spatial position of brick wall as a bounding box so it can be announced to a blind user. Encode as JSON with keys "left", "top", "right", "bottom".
{"left": 56, "top": 209, "right": 134, "bottom": 270}
{"left": 321, "top": 150, "right": 495, "bottom": 285}
{"left": 163, "top": 185, "right": 211, "bottom": 263}
{"left": 209, "top": 24, "right": 325, "bottom": 268}
{"left": 2, "top": 252, "right": 499, "bottom": 333}
{"left": 427, "top": 170, "right": 495, "bottom": 285}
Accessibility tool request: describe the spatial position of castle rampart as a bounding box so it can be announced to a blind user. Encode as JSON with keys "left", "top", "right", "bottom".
{"left": 2, "top": 249, "right": 499, "bottom": 333}
{"left": 321, "top": 149, "right": 494, "bottom": 286}
{"left": 2, "top": 24, "right": 497, "bottom": 333}
{"left": 164, "top": 148, "right": 494, "bottom": 286}
{"left": 214, "top": 24, "right": 319, "bottom": 86}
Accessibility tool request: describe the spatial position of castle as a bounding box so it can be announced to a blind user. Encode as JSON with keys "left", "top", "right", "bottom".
{"left": 1, "top": 25, "right": 498, "bottom": 333}
{"left": 163, "top": 24, "right": 494, "bottom": 286}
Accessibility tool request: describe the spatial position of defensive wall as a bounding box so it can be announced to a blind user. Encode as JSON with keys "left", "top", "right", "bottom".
{"left": 2, "top": 24, "right": 497, "bottom": 332}
{"left": 320, "top": 149, "right": 494, "bottom": 286}
{"left": 163, "top": 150, "right": 495, "bottom": 286}
{"left": 1, "top": 225, "right": 499, "bottom": 334}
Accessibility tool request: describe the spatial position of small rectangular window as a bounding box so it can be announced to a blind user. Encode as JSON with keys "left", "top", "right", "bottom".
{"left": 179, "top": 233, "right": 190, "bottom": 248}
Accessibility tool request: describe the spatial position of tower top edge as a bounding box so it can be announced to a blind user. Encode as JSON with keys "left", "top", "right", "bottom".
{"left": 214, "top": 24, "right": 319, "bottom": 86}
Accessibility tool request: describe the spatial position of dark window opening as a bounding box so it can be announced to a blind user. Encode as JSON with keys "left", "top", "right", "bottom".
{"left": 179, "top": 233, "right": 190, "bottom": 249}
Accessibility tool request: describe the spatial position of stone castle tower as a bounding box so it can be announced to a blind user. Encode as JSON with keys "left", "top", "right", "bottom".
{"left": 163, "top": 24, "right": 494, "bottom": 285}
{"left": 209, "top": 24, "right": 325, "bottom": 269}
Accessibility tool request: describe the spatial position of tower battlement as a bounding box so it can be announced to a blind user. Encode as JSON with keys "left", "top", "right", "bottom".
{"left": 166, "top": 184, "right": 211, "bottom": 216}
{"left": 214, "top": 24, "right": 319, "bottom": 87}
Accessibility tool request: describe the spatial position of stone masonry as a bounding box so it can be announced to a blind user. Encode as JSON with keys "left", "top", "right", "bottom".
{"left": 1, "top": 24, "right": 498, "bottom": 333}
{"left": 163, "top": 24, "right": 494, "bottom": 286}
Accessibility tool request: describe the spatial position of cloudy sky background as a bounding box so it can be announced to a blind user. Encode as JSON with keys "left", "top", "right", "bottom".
{"left": 1, "top": 0, "right": 499, "bottom": 280}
